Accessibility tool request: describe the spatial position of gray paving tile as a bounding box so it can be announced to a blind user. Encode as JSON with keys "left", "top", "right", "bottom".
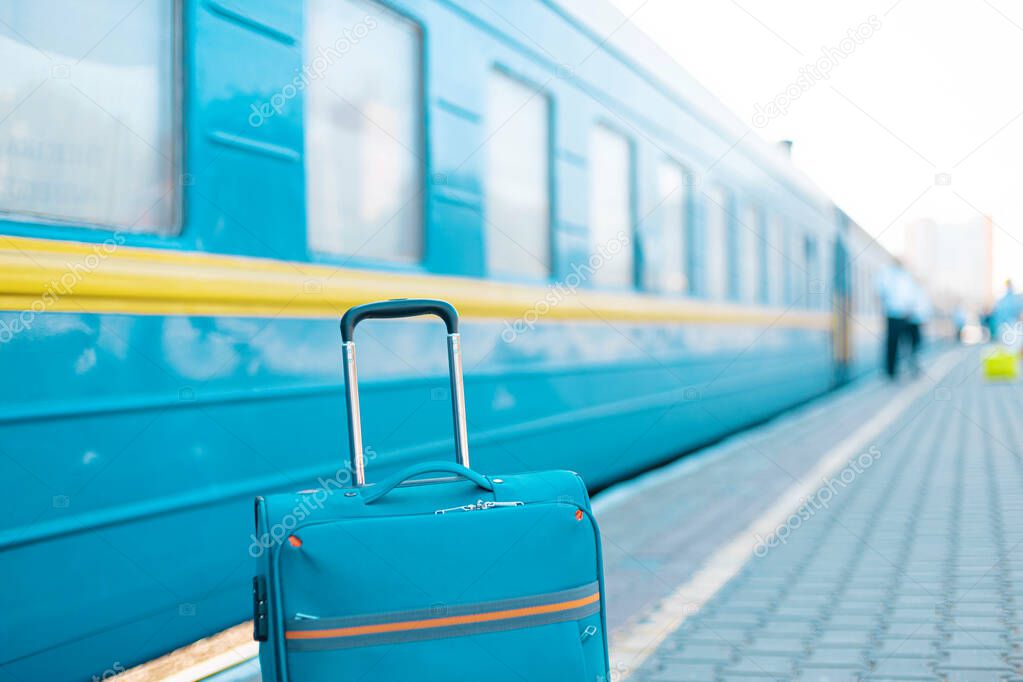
{"left": 867, "top": 656, "right": 938, "bottom": 678}
{"left": 721, "top": 653, "right": 799, "bottom": 677}
{"left": 816, "top": 629, "right": 876, "bottom": 648}
{"left": 945, "top": 630, "right": 1008, "bottom": 649}
{"left": 757, "top": 618, "right": 820, "bottom": 638}
{"left": 869, "top": 637, "right": 939, "bottom": 659}
{"left": 946, "top": 615, "right": 1005, "bottom": 630}
{"left": 671, "top": 623, "right": 754, "bottom": 647}
{"left": 938, "top": 648, "right": 1013, "bottom": 671}
{"left": 881, "top": 622, "right": 940, "bottom": 639}
{"left": 642, "top": 660, "right": 720, "bottom": 681}
{"left": 886, "top": 607, "right": 938, "bottom": 623}
{"left": 744, "top": 634, "right": 808, "bottom": 656}
{"left": 661, "top": 641, "right": 736, "bottom": 664}
{"left": 795, "top": 668, "right": 864, "bottom": 682}
{"left": 826, "top": 614, "right": 880, "bottom": 630}
{"left": 802, "top": 647, "right": 869, "bottom": 668}
{"left": 941, "top": 671, "right": 1014, "bottom": 682}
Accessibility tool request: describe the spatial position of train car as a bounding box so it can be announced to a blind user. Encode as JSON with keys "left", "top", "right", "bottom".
{"left": 843, "top": 219, "right": 895, "bottom": 378}
{"left": 0, "top": 0, "right": 886, "bottom": 678}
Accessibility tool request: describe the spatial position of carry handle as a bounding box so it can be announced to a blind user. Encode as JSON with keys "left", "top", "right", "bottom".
{"left": 340, "top": 299, "right": 458, "bottom": 343}
{"left": 340, "top": 299, "right": 470, "bottom": 487}
{"left": 362, "top": 462, "right": 493, "bottom": 504}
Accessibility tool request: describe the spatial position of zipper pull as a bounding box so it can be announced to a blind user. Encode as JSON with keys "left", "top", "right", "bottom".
{"left": 482, "top": 501, "right": 525, "bottom": 509}
{"left": 293, "top": 612, "right": 320, "bottom": 621}
{"left": 434, "top": 500, "right": 525, "bottom": 514}
{"left": 434, "top": 503, "right": 477, "bottom": 515}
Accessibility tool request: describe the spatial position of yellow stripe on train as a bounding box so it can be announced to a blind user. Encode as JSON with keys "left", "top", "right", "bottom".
{"left": 0, "top": 235, "right": 832, "bottom": 329}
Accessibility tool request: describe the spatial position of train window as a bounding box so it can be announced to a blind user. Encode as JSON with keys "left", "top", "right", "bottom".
{"left": 588, "top": 125, "right": 633, "bottom": 288}
{"left": 766, "top": 216, "right": 786, "bottom": 305}
{"left": 858, "top": 267, "right": 868, "bottom": 314}
{"left": 850, "top": 265, "right": 858, "bottom": 313}
{"left": 789, "top": 228, "right": 804, "bottom": 305}
{"left": 738, "top": 204, "right": 761, "bottom": 303}
{"left": 869, "top": 268, "right": 878, "bottom": 314}
{"left": 859, "top": 269, "right": 867, "bottom": 316}
{"left": 648, "top": 159, "right": 688, "bottom": 293}
{"left": 860, "top": 267, "right": 868, "bottom": 314}
{"left": 804, "top": 235, "right": 819, "bottom": 309}
{"left": 866, "top": 269, "right": 873, "bottom": 314}
{"left": 704, "top": 186, "right": 729, "bottom": 300}
{"left": 305, "top": 0, "right": 423, "bottom": 262}
{"left": 862, "top": 268, "right": 870, "bottom": 314}
{"left": 859, "top": 265, "right": 867, "bottom": 314}
{"left": 484, "top": 71, "right": 550, "bottom": 279}
{"left": 852, "top": 265, "right": 858, "bottom": 313}
{"left": 0, "top": 1, "right": 178, "bottom": 232}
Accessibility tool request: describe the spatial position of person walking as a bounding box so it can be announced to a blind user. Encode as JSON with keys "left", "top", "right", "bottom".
{"left": 992, "top": 280, "right": 1022, "bottom": 346}
{"left": 876, "top": 259, "right": 916, "bottom": 379}
{"left": 952, "top": 305, "right": 967, "bottom": 343}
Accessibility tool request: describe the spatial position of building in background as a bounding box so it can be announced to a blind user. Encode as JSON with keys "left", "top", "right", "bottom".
{"left": 904, "top": 216, "right": 993, "bottom": 312}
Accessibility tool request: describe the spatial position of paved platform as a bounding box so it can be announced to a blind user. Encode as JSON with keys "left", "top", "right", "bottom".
{"left": 167, "top": 345, "right": 1019, "bottom": 682}
{"left": 609, "top": 346, "right": 1023, "bottom": 681}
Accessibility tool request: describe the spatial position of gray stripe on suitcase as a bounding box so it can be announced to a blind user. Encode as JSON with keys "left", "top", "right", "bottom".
{"left": 286, "top": 581, "right": 600, "bottom": 631}
{"left": 287, "top": 600, "right": 601, "bottom": 652}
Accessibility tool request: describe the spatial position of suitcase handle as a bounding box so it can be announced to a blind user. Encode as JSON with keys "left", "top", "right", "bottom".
{"left": 339, "top": 299, "right": 470, "bottom": 487}
{"left": 340, "top": 299, "right": 458, "bottom": 343}
{"left": 362, "top": 461, "right": 493, "bottom": 504}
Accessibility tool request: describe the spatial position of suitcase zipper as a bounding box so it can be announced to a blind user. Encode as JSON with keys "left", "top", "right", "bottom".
{"left": 434, "top": 499, "right": 524, "bottom": 514}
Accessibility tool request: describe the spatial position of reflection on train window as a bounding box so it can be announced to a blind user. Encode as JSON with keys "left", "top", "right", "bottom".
{"left": 865, "top": 269, "right": 872, "bottom": 314}
{"left": 870, "top": 270, "right": 878, "bottom": 313}
{"left": 852, "top": 266, "right": 858, "bottom": 313}
{"left": 804, "top": 235, "right": 819, "bottom": 309}
{"left": 867, "top": 270, "right": 874, "bottom": 313}
{"left": 484, "top": 71, "right": 550, "bottom": 279}
{"left": 859, "top": 267, "right": 867, "bottom": 314}
{"left": 824, "top": 238, "right": 833, "bottom": 310}
{"left": 788, "top": 228, "right": 804, "bottom": 305}
{"left": 851, "top": 265, "right": 859, "bottom": 313}
{"left": 588, "top": 125, "right": 633, "bottom": 288}
{"left": 863, "top": 269, "right": 870, "bottom": 314}
{"left": 0, "top": 1, "right": 177, "bottom": 232}
{"left": 738, "top": 204, "right": 760, "bottom": 303}
{"left": 860, "top": 268, "right": 867, "bottom": 314}
{"left": 859, "top": 265, "right": 867, "bottom": 312}
{"left": 305, "top": 0, "right": 422, "bottom": 262}
{"left": 766, "top": 216, "right": 786, "bottom": 305}
{"left": 648, "top": 159, "right": 688, "bottom": 293}
{"left": 704, "top": 186, "right": 729, "bottom": 300}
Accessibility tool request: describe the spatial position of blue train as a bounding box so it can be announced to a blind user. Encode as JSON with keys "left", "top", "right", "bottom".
{"left": 0, "top": 0, "right": 894, "bottom": 678}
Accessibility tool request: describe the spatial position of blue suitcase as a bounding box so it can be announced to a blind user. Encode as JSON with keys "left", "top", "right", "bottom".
{"left": 253, "top": 300, "right": 610, "bottom": 681}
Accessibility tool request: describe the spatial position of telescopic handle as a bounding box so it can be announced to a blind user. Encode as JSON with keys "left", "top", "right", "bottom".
{"left": 340, "top": 299, "right": 458, "bottom": 343}
{"left": 339, "top": 299, "right": 470, "bottom": 486}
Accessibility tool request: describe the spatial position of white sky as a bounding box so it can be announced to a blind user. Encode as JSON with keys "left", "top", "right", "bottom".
{"left": 608, "top": 0, "right": 1023, "bottom": 295}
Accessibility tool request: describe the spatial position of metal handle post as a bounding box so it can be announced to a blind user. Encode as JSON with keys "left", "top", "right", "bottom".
{"left": 447, "top": 333, "right": 470, "bottom": 469}
{"left": 342, "top": 341, "right": 366, "bottom": 487}
{"left": 340, "top": 301, "right": 470, "bottom": 487}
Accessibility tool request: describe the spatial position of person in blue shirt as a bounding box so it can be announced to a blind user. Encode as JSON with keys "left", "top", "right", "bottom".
{"left": 876, "top": 259, "right": 916, "bottom": 379}
{"left": 992, "top": 280, "right": 1022, "bottom": 345}
{"left": 952, "top": 305, "right": 967, "bottom": 343}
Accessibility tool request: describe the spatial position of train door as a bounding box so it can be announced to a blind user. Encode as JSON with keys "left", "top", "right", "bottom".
{"left": 833, "top": 235, "right": 852, "bottom": 384}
